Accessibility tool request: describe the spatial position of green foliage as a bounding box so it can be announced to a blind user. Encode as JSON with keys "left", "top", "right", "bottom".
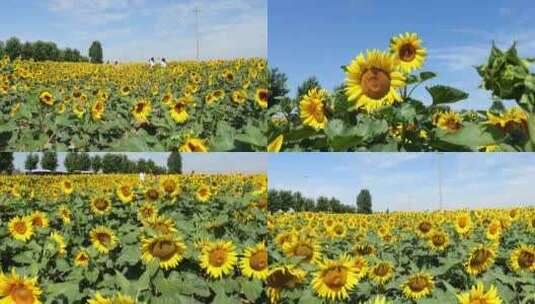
{"left": 268, "top": 189, "right": 355, "bottom": 213}
{"left": 89, "top": 41, "right": 103, "bottom": 64}
{"left": 296, "top": 76, "right": 321, "bottom": 100}
{"left": 167, "top": 152, "right": 182, "bottom": 174}
{"left": 24, "top": 153, "right": 39, "bottom": 172}
{"left": 269, "top": 68, "right": 289, "bottom": 107}
{"left": 91, "top": 155, "right": 102, "bottom": 173}
{"left": 41, "top": 152, "right": 58, "bottom": 171}
{"left": 64, "top": 152, "right": 91, "bottom": 172}
{"left": 356, "top": 189, "right": 372, "bottom": 214}
{"left": 0, "top": 152, "right": 14, "bottom": 173}
{"left": 0, "top": 36, "right": 86, "bottom": 62}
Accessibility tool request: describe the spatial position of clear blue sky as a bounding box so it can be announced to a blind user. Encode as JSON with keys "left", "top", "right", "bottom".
{"left": 0, "top": 0, "right": 266, "bottom": 61}
{"left": 269, "top": 153, "right": 535, "bottom": 212}
{"left": 269, "top": 0, "right": 535, "bottom": 109}
{"left": 13, "top": 153, "right": 266, "bottom": 174}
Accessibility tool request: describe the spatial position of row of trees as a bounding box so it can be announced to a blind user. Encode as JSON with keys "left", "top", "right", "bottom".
{"left": 0, "top": 37, "right": 103, "bottom": 63}
{"left": 0, "top": 152, "right": 182, "bottom": 174}
{"left": 268, "top": 189, "right": 373, "bottom": 214}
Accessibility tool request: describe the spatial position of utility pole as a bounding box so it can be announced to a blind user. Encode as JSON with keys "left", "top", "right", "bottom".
{"left": 193, "top": 6, "right": 201, "bottom": 61}
{"left": 437, "top": 153, "right": 443, "bottom": 210}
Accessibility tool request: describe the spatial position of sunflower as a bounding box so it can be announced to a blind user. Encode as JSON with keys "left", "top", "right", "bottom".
{"left": 0, "top": 269, "right": 42, "bottom": 304}
{"left": 345, "top": 49, "right": 406, "bottom": 113}
{"left": 49, "top": 231, "right": 67, "bottom": 256}
{"left": 132, "top": 99, "right": 151, "bottom": 123}
{"left": 485, "top": 219, "right": 502, "bottom": 241}
{"left": 369, "top": 261, "right": 394, "bottom": 285}
{"left": 351, "top": 256, "right": 368, "bottom": 281}
{"left": 116, "top": 183, "right": 134, "bottom": 204}
{"left": 266, "top": 265, "right": 306, "bottom": 304}
{"left": 465, "top": 244, "right": 497, "bottom": 276}
{"left": 141, "top": 235, "right": 187, "bottom": 270}
{"left": 434, "top": 110, "right": 462, "bottom": 132}
{"left": 61, "top": 180, "right": 74, "bottom": 195}
{"left": 415, "top": 220, "right": 433, "bottom": 238}
{"left": 160, "top": 177, "right": 180, "bottom": 197}
{"left": 232, "top": 90, "right": 247, "bottom": 104}
{"left": 274, "top": 231, "right": 297, "bottom": 249}
{"left": 311, "top": 255, "right": 359, "bottom": 301}
{"left": 89, "top": 226, "right": 118, "bottom": 254}
{"left": 90, "top": 197, "right": 112, "bottom": 216}
{"left": 267, "top": 135, "right": 283, "bottom": 152}
{"left": 29, "top": 211, "right": 49, "bottom": 229}
{"left": 170, "top": 101, "right": 189, "bottom": 123}
{"left": 390, "top": 32, "right": 426, "bottom": 73}
{"left": 454, "top": 213, "right": 472, "bottom": 236}
{"left": 58, "top": 205, "right": 72, "bottom": 224}
{"left": 145, "top": 215, "right": 177, "bottom": 235}
{"left": 366, "top": 296, "right": 391, "bottom": 304}
{"left": 137, "top": 202, "right": 158, "bottom": 221}
{"left": 87, "top": 292, "right": 112, "bottom": 304}
{"left": 199, "top": 240, "right": 238, "bottom": 279}
{"left": 145, "top": 187, "right": 160, "bottom": 201}
{"left": 179, "top": 137, "right": 209, "bottom": 152}
{"left": 91, "top": 100, "right": 105, "bottom": 121}
{"left": 352, "top": 242, "right": 376, "bottom": 257}
{"left": 401, "top": 272, "right": 434, "bottom": 300}
{"left": 457, "top": 282, "right": 502, "bottom": 304}
{"left": 487, "top": 107, "right": 527, "bottom": 129}
{"left": 240, "top": 242, "right": 269, "bottom": 280}
{"left": 282, "top": 238, "right": 321, "bottom": 265}
{"left": 8, "top": 216, "right": 34, "bottom": 241}
{"left": 196, "top": 185, "right": 211, "bottom": 202}
{"left": 428, "top": 230, "right": 449, "bottom": 251}
{"left": 120, "top": 85, "right": 131, "bottom": 96}
{"left": 73, "top": 103, "right": 85, "bottom": 118}
{"left": 509, "top": 244, "right": 535, "bottom": 273}
{"left": 113, "top": 294, "right": 135, "bottom": 304}
{"left": 299, "top": 88, "right": 328, "bottom": 131}
{"left": 328, "top": 222, "right": 347, "bottom": 239}
{"left": 255, "top": 88, "right": 268, "bottom": 108}
{"left": 39, "top": 91, "right": 54, "bottom": 106}
{"left": 74, "top": 249, "right": 90, "bottom": 267}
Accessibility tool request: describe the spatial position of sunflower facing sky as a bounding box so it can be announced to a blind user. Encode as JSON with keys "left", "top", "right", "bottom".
{"left": 0, "top": 269, "right": 42, "bottom": 304}
{"left": 141, "top": 235, "right": 187, "bottom": 270}
{"left": 311, "top": 255, "right": 359, "bottom": 301}
{"left": 89, "top": 226, "right": 118, "bottom": 254}
{"left": 199, "top": 240, "right": 238, "bottom": 279}
{"left": 389, "top": 32, "right": 427, "bottom": 73}
{"left": 457, "top": 282, "right": 502, "bottom": 304}
{"left": 239, "top": 242, "right": 269, "bottom": 280}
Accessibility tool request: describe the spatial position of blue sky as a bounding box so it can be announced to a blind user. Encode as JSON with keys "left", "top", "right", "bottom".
{"left": 269, "top": 0, "right": 535, "bottom": 109}
{"left": 13, "top": 153, "right": 266, "bottom": 174}
{"left": 269, "top": 153, "right": 535, "bottom": 212}
{"left": 0, "top": 0, "right": 266, "bottom": 61}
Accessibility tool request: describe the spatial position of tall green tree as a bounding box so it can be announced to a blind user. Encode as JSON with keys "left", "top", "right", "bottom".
{"left": 356, "top": 189, "right": 372, "bottom": 214}
{"left": 41, "top": 152, "right": 58, "bottom": 172}
{"left": 89, "top": 41, "right": 103, "bottom": 64}
{"left": 296, "top": 76, "right": 321, "bottom": 100}
{"left": 269, "top": 68, "right": 289, "bottom": 107}
{"left": 24, "top": 153, "right": 39, "bottom": 172}
{"left": 0, "top": 153, "right": 14, "bottom": 174}
{"left": 4, "top": 37, "right": 22, "bottom": 59}
{"left": 167, "top": 152, "right": 182, "bottom": 174}
{"left": 91, "top": 155, "right": 102, "bottom": 173}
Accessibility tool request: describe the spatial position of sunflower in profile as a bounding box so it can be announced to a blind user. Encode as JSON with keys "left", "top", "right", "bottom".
{"left": 434, "top": 110, "right": 462, "bottom": 133}
{"left": 116, "top": 183, "right": 134, "bottom": 204}
{"left": 428, "top": 230, "right": 449, "bottom": 251}
{"left": 58, "top": 205, "right": 72, "bottom": 224}
{"left": 255, "top": 88, "right": 268, "bottom": 108}
{"left": 89, "top": 226, "right": 118, "bottom": 254}
{"left": 299, "top": 88, "right": 328, "bottom": 131}
{"left": 141, "top": 235, "right": 187, "bottom": 270}
{"left": 487, "top": 107, "right": 527, "bottom": 130}
{"left": 369, "top": 261, "right": 394, "bottom": 285}
{"left": 282, "top": 238, "right": 321, "bottom": 265}
{"left": 311, "top": 255, "right": 359, "bottom": 301}
{"left": 39, "top": 91, "right": 54, "bottom": 106}
{"left": 8, "top": 216, "right": 34, "bottom": 241}
{"left": 170, "top": 101, "right": 189, "bottom": 124}
{"left": 91, "top": 100, "right": 105, "bottom": 121}
{"left": 345, "top": 49, "right": 406, "bottom": 113}
{"left": 509, "top": 244, "right": 535, "bottom": 273}
{"left": 199, "top": 240, "right": 238, "bottom": 279}
{"left": 457, "top": 282, "right": 502, "bottom": 304}
{"left": 390, "top": 32, "right": 426, "bottom": 73}
{"left": 145, "top": 215, "right": 177, "bottom": 235}
{"left": 90, "top": 197, "right": 112, "bottom": 216}
{"left": 266, "top": 265, "right": 306, "bottom": 304}
{"left": 61, "top": 179, "right": 74, "bottom": 195}
{"left": 29, "top": 211, "right": 49, "bottom": 229}
{"left": 132, "top": 98, "right": 152, "bottom": 123}
{"left": 0, "top": 269, "right": 42, "bottom": 304}
{"left": 232, "top": 90, "right": 247, "bottom": 104}
{"left": 179, "top": 137, "right": 209, "bottom": 152}
{"left": 240, "top": 242, "right": 269, "bottom": 280}
{"left": 274, "top": 231, "right": 297, "bottom": 249}
{"left": 268, "top": 135, "right": 283, "bottom": 152}
{"left": 465, "top": 244, "right": 497, "bottom": 276}
{"left": 351, "top": 256, "right": 368, "bottom": 281}
{"left": 49, "top": 231, "right": 67, "bottom": 256}
{"left": 74, "top": 249, "right": 90, "bottom": 267}
{"left": 196, "top": 185, "right": 212, "bottom": 202}
{"left": 352, "top": 242, "right": 376, "bottom": 257}
{"left": 401, "top": 272, "right": 434, "bottom": 300}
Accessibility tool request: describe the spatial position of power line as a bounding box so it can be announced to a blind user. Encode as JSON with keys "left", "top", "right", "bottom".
{"left": 193, "top": 6, "right": 201, "bottom": 60}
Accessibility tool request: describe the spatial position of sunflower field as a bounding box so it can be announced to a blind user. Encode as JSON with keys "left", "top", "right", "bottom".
{"left": 0, "top": 174, "right": 268, "bottom": 303}
{"left": 267, "top": 207, "right": 535, "bottom": 303}
{"left": 0, "top": 56, "right": 268, "bottom": 151}
{"left": 268, "top": 32, "right": 535, "bottom": 152}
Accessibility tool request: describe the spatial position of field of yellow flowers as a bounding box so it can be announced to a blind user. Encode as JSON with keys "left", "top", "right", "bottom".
{"left": 268, "top": 207, "right": 535, "bottom": 303}
{"left": 0, "top": 174, "right": 268, "bottom": 303}
{"left": 0, "top": 57, "right": 268, "bottom": 151}
{"left": 268, "top": 32, "right": 535, "bottom": 152}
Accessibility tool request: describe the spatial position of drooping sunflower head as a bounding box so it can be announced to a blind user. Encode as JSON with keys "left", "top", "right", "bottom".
{"left": 311, "top": 255, "right": 359, "bottom": 301}
{"left": 196, "top": 185, "right": 212, "bottom": 202}
{"left": 39, "top": 91, "right": 55, "bottom": 106}
{"left": 351, "top": 256, "right": 368, "bottom": 281}
{"left": 8, "top": 216, "right": 34, "bottom": 242}
{"left": 465, "top": 244, "right": 497, "bottom": 276}
{"left": 200, "top": 240, "right": 238, "bottom": 279}
{"left": 457, "top": 282, "right": 502, "bottom": 304}
{"left": 49, "top": 231, "right": 67, "bottom": 256}
{"left": 132, "top": 99, "right": 152, "bottom": 123}
{"left": 240, "top": 242, "right": 269, "bottom": 280}
{"left": 369, "top": 261, "right": 394, "bottom": 285}
{"left": 90, "top": 197, "right": 112, "bottom": 216}
{"left": 509, "top": 244, "right": 535, "bottom": 273}
{"left": 179, "top": 137, "right": 209, "bottom": 152}
{"left": 74, "top": 249, "right": 90, "bottom": 267}
{"left": 255, "top": 88, "right": 268, "bottom": 108}
{"left": 390, "top": 32, "right": 426, "bottom": 73}
{"left": 401, "top": 272, "right": 434, "bottom": 300}
{"left": 170, "top": 101, "right": 189, "bottom": 124}
{"left": 434, "top": 110, "right": 462, "bottom": 133}
{"left": 266, "top": 265, "right": 306, "bottom": 304}
{"left": 0, "top": 269, "right": 42, "bottom": 304}
{"left": 299, "top": 88, "right": 329, "bottom": 131}
{"left": 345, "top": 49, "right": 406, "bottom": 113}
{"left": 282, "top": 238, "right": 321, "bottom": 265}
{"left": 89, "top": 226, "right": 118, "bottom": 254}
{"left": 141, "top": 235, "right": 187, "bottom": 270}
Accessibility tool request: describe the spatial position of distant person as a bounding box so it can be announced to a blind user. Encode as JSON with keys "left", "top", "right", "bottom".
{"left": 160, "top": 57, "right": 167, "bottom": 68}
{"left": 114, "top": 60, "right": 119, "bottom": 66}
{"left": 149, "top": 57, "right": 155, "bottom": 68}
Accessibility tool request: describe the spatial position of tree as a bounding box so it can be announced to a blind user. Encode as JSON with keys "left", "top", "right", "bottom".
{"left": 78, "top": 153, "right": 91, "bottom": 171}
{"left": 0, "top": 41, "right": 5, "bottom": 57}
{"left": 41, "top": 152, "right": 58, "bottom": 172}
{"left": 269, "top": 68, "right": 289, "bottom": 107}
{"left": 24, "top": 153, "right": 39, "bottom": 172}
{"left": 89, "top": 41, "right": 103, "bottom": 64}
{"left": 64, "top": 152, "right": 78, "bottom": 172}
{"left": 356, "top": 189, "right": 372, "bottom": 214}
{"left": 91, "top": 155, "right": 102, "bottom": 173}
{"left": 4, "top": 37, "right": 22, "bottom": 59}
{"left": 167, "top": 152, "right": 182, "bottom": 174}
{"left": 296, "top": 76, "right": 321, "bottom": 100}
{"left": 0, "top": 153, "right": 14, "bottom": 174}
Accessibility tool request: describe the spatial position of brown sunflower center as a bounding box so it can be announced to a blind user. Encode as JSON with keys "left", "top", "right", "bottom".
{"left": 399, "top": 44, "right": 417, "bottom": 62}
{"left": 77, "top": 253, "right": 88, "bottom": 262}
{"left": 32, "top": 217, "right": 43, "bottom": 227}
{"left": 258, "top": 90, "right": 268, "bottom": 101}
{"left": 147, "top": 189, "right": 159, "bottom": 200}
{"left": 249, "top": 250, "right": 268, "bottom": 271}
{"left": 11, "top": 284, "right": 35, "bottom": 304}
{"left": 470, "top": 249, "right": 491, "bottom": 267}
{"left": 470, "top": 295, "right": 490, "bottom": 304}
{"left": 334, "top": 225, "right": 344, "bottom": 235}
{"left": 374, "top": 263, "right": 390, "bottom": 277}
{"left": 120, "top": 186, "right": 131, "bottom": 197}
{"left": 445, "top": 118, "right": 461, "bottom": 131}
{"left": 408, "top": 276, "right": 428, "bottom": 292}
{"left": 141, "top": 207, "right": 154, "bottom": 218}
{"left": 14, "top": 222, "right": 27, "bottom": 234}
{"left": 323, "top": 267, "right": 348, "bottom": 289}
{"left": 294, "top": 244, "right": 313, "bottom": 261}
{"left": 199, "top": 189, "right": 208, "bottom": 197}
{"left": 135, "top": 103, "right": 145, "bottom": 113}
{"left": 94, "top": 198, "right": 109, "bottom": 210}
{"left": 361, "top": 68, "right": 391, "bottom": 100}
{"left": 267, "top": 270, "right": 298, "bottom": 289}
{"left": 174, "top": 103, "right": 184, "bottom": 113}
{"left": 419, "top": 222, "right": 432, "bottom": 233}
{"left": 153, "top": 223, "right": 171, "bottom": 234}
{"left": 163, "top": 180, "right": 176, "bottom": 193}
{"left": 432, "top": 234, "right": 446, "bottom": 246}
{"left": 209, "top": 248, "right": 228, "bottom": 267}
{"left": 518, "top": 250, "right": 534, "bottom": 269}
{"left": 355, "top": 245, "right": 373, "bottom": 256}
{"left": 488, "top": 224, "right": 499, "bottom": 235}
{"left": 96, "top": 232, "right": 111, "bottom": 245}
{"left": 458, "top": 217, "right": 468, "bottom": 228}
{"left": 150, "top": 240, "right": 178, "bottom": 260}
